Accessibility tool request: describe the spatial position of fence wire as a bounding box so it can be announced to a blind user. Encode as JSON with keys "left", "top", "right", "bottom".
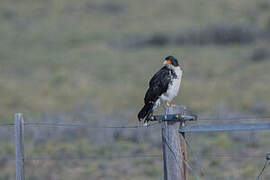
{"left": 2, "top": 114, "right": 270, "bottom": 179}
{"left": 0, "top": 123, "right": 14, "bottom": 127}
{"left": 23, "top": 121, "right": 161, "bottom": 129}
{"left": 256, "top": 159, "right": 270, "bottom": 180}
{"left": 1, "top": 153, "right": 267, "bottom": 162}
{"left": 184, "top": 137, "right": 209, "bottom": 179}
{"left": 25, "top": 154, "right": 162, "bottom": 161}
{"left": 1, "top": 115, "right": 270, "bottom": 128}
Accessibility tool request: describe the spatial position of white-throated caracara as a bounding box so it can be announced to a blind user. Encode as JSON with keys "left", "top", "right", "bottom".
{"left": 138, "top": 56, "right": 182, "bottom": 125}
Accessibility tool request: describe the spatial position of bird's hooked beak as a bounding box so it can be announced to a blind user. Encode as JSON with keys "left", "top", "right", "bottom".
{"left": 163, "top": 59, "right": 172, "bottom": 65}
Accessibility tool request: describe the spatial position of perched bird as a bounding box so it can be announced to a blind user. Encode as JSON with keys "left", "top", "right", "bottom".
{"left": 138, "top": 56, "right": 183, "bottom": 125}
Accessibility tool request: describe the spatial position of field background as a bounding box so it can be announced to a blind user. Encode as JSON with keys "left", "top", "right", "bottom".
{"left": 0, "top": 0, "right": 270, "bottom": 179}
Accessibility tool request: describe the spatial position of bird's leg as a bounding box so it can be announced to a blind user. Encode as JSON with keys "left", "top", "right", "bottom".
{"left": 164, "top": 101, "right": 176, "bottom": 107}
{"left": 164, "top": 101, "right": 171, "bottom": 107}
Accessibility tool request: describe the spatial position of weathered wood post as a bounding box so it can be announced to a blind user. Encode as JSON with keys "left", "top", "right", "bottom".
{"left": 162, "top": 105, "right": 186, "bottom": 180}
{"left": 14, "top": 113, "right": 25, "bottom": 180}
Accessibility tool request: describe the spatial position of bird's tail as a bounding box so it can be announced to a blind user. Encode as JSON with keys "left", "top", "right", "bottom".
{"left": 138, "top": 103, "right": 153, "bottom": 121}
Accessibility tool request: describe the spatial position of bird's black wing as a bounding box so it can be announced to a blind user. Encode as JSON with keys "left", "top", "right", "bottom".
{"left": 144, "top": 66, "right": 171, "bottom": 103}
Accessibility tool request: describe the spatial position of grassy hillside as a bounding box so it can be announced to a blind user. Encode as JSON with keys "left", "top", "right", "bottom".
{"left": 0, "top": 0, "right": 270, "bottom": 179}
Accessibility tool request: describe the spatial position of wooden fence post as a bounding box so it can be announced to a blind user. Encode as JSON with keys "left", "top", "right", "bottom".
{"left": 162, "top": 105, "right": 186, "bottom": 180}
{"left": 14, "top": 113, "right": 25, "bottom": 180}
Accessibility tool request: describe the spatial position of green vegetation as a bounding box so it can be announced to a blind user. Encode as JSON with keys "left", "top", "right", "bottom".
{"left": 1, "top": 0, "right": 270, "bottom": 179}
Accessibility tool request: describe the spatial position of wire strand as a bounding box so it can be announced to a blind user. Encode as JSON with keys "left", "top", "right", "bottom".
{"left": 24, "top": 153, "right": 162, "bottom": 161}
{"left": 0, "top": 123, "right": 14, "bottom": 127}
{"left": 1, "top": 153, "right": 266, "bottom": 162}
{"left": 24, "top": 122, "right": 161, "bottom": 129}
{"left": 256, "top": 159, "right": 269, "bottom": 180}
{"left": 184, "top": 136, "right": 209, "bottom": 179}
{"left": 3, "top": 115, "right": 270, "bottom": 128}
{"left": 197, "top": 154, "right": 265, "bottom": 159}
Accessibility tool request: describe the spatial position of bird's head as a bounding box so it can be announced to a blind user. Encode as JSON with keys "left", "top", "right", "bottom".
{"left": 163, "top": 56, "right": 179, "bottom": 67}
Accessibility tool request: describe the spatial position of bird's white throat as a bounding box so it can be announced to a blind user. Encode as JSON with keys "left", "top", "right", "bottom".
{"left": 160, "top": 66, "right": 182, "bottom": 103}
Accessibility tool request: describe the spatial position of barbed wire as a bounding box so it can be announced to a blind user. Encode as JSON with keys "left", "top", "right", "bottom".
{"left": 0, "top": 154, "right": 162, "bottom": 161}
{"left": 184, "top": 136, "right": 209, "bottom": 179}
{"left": 1, "top": 115, "right": 270, "bottom": 128}
{"left": 2, "top": 113, "right": 269, "bottom": 179}
{"left": 23, "top": 121, "right": 161, "bottom": 129}
{"left": 0, "top": 152, "right": 267, "bottom": 162}
{"left": 256, "top": 159, "right": 269, "bottom": 180}
{"left": 25, "top": 153, "right": 162, "bottom": 161}
{"left": 0, "top": 123, "right": 14, "bottom": 127}
{"left": 197, "top": 154, "right": 265, "bottom": 159}
{"left": 185, "top": 136, "right": 269, "bottom": 179}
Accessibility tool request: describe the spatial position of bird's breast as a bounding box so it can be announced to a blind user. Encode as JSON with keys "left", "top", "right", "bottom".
{"left": 161, "top": 68, "right": 182, "bottom": 102}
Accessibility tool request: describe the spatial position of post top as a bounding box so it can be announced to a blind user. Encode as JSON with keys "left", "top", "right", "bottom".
{"left": 14, "top": 113, "right": 24, "bottom": 122}
{"left": 147, "top": 105, "right": 197, "bottom": 122}
{"left": 14, "top": 113, "right": 23, "bottom": 118}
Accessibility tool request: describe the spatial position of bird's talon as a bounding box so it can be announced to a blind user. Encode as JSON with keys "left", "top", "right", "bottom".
{"left": 165, "top": 102, "right": 176, "bottom": 107}
{"left": 143, "top": 122, "right": 149, "bottom": 127}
